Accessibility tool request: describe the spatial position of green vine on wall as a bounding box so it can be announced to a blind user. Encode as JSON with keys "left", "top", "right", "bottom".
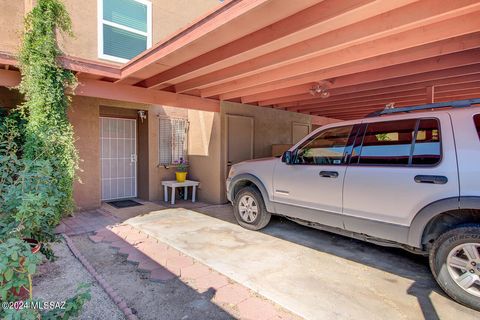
{"left": 0, "top": 1, "right": 91, "bottom": 318}
{"left": 18, "top": 0, "right": 79, "bottom": 242}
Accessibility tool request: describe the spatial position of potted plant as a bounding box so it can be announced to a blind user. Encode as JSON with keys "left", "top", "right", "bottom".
{"left": 174, "top": 158, "right": 189, "bottom": 182}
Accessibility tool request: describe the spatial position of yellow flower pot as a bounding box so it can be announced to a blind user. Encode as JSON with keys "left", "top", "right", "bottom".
{"left": 176, "top": 171, "right": 187, "bottom": 182}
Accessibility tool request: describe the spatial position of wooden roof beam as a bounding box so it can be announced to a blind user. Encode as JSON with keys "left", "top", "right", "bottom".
{"left": 175, "top": 0, "right": 479, "bottom": 93}
{"left": 140, "top": 0, "right": 391, "bottom": 89}
{"left": 277, "top": 72, "right": 480, "bottom": 109}
{"left": 220, "top": 32, "right": 480, "bottom": 100}
{"left": 204, "top": 13, "right": 480, "bottom": 97}
{"left": 264, "top": 72, "right": 480, "bottom": 108}
{"left": 302, "top": 88, "right": 480, "bottom": 115}
{"left": 217, "top": 32, "right": 480, "bottom": 100}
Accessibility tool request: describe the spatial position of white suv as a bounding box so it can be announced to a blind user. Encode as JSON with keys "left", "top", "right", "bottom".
{"left": 226, "top": 99, "right": 480, "bottom": 311}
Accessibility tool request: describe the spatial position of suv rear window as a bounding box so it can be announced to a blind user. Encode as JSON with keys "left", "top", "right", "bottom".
{"left": 412, "top": 119, "right": 441, "bottom": 165}
{"left": 356, "top": 118, "right": 441, "bottom": 166}
{"left": 474, "top": 114, "right": 480, "bottom": 139}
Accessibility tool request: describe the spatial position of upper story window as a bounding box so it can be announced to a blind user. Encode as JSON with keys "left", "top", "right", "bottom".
{"left": 98, "top": 0, "right": 152, "bottom": 63}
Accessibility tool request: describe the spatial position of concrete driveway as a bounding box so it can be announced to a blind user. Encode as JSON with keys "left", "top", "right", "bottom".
{"left": 125, "top": 205, "right": 479, "bottom": 320}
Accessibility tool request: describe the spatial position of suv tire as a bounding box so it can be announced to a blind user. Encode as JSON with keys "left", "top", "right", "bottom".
{"left": 429, "top": 224, "right": 480, "bottom": 311}
{"left": 233, "top": 186, "right": 271, "bottom": 230}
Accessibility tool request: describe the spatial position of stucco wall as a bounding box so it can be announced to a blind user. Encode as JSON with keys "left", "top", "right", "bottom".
{"left": 69, "top": 96, "right": 153, "bottom": 210}
{"left": 221, "top": 101, "right": 337, "bottom": 158}
{"left": 0, "top": 0, "right": 220, "bottom": 63}
{"left": 147, "top": 105, "right": 188, "bottom": 201}
{"left": 61, "top": 0, "right": 220, "bottom": 64}
{"left": 187, "top": 110, "right": 222, "bottom": 204}
{"left": 0, "top": 1, "right": 25, "bottom": 54}
{"left": 183, "top": 101, "right": 340, "bottom": 205}
{"left": 68, "top": 96, "right": 101, "bottom": 210}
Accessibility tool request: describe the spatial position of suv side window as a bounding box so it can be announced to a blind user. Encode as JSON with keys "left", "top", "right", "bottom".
{"left": 474, "top": 114, "right": 480, "bottom": 139}
{"left": 412, "top": 119, "right": 441, "bottom": 165}
{"left": 358, "top": 119, "right": 416, "bottom": 165}
{"left": 354, "top": 118, "right": 441, "bottom": 166}
{"left": 294, "top": 125, "right": 353, "bottom": 165}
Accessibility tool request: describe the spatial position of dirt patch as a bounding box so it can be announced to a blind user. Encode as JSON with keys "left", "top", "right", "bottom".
{"left": 71, "top": 234, "right": 233, "bottom": 320}
{"left": 33, "top": 240, "right": 125, "bottom": 320}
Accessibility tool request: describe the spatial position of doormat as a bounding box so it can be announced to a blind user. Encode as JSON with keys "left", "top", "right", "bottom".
{"left": 107, "top": 200, "right": 143, "bottom": 209}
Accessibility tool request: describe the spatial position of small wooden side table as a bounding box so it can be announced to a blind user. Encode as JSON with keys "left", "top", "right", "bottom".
{"left": 161, "top": 180, "right": 200, "bottom": 205}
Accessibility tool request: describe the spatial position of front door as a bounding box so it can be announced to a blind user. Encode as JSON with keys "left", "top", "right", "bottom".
{"left": 100, "top": 117, "right": 137, "bottom": 200}
{"left": 273, "top": 125, "right": 354, "bottom": 228}
{"left": 227, "top": 115, "right": 254, "bottom": 172}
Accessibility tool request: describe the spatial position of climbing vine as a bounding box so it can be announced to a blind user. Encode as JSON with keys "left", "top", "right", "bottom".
{"left": 0, "top": 1, "right": 90, "bottom": 318}
{"left": 17, "top": 0, "right": 79, "bottom": 241}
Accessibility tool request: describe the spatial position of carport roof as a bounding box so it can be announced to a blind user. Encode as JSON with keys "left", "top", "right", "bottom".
{"left": 2, "top": 0, "right": 480, "bottom": 120}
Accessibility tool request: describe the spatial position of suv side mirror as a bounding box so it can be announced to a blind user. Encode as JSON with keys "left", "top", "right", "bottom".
{"left": 281, "top": 150, "right": 294, "bottom": 165}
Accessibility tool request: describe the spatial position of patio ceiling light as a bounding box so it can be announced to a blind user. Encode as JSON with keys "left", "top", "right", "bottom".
{"left": 309, "top": 82, "right": 330, "bottom": 98}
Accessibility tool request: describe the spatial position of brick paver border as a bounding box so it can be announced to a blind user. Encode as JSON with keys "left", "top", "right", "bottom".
{"left": 90, "top": 224, "right": 300, "bottom": 320}
{"left": 63, "top": 234, "right": 139, "bottom": 320}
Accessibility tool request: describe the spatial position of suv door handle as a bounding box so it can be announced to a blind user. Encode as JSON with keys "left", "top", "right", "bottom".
{"left": 414, "top": 175, "right": 448, "bottom": 184}
{"left": 319, "top": 171, "right": 339, "bottom": 178}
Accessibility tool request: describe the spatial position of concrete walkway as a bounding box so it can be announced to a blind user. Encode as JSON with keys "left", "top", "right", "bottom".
{"left": 124, "top": 207, "right": 480, "bottom": 320}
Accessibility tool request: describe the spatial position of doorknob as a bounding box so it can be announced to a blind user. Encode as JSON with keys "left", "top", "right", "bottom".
{"left": 227, "top": 161, "right": 233, "bottom": 166}
{"left": 319, "top": 171, "right": 339, "bottom": 178}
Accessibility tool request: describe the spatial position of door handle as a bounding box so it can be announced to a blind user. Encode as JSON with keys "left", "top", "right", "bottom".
{"left": 414, "top": 175, "right": 448, "bottom": 184}
{"left": 319, "top": 171, "right": 339, "bottom": 178}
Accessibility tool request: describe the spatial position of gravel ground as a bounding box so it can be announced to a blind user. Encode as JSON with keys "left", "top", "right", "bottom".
{"left": 71, "top": 234, "right": 233, "bottom": 320}
{"left": 32, "top": 240, "right": 125, "bottom": 320}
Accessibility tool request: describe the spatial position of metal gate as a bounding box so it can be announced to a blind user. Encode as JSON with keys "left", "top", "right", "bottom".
{"left": 100, "top": 117, "right": 137, "bottom": 200}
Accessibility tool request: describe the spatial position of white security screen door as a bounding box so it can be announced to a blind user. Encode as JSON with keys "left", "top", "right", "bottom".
{"left": 100, "top": 117, "right": 137, "bottom": 200}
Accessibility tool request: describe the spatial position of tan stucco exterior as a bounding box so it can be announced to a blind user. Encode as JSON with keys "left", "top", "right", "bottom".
{"left": 0, "top": 0, "right": 221, "bottom": 64}
{"left": 1, "top": 0, "right": 341, "bottom": 210}
{"left": 0, "top": 1, "right": 25, "bottom": 54}
{"left": 67, "top": 96, "right": 339, "bottom": 209}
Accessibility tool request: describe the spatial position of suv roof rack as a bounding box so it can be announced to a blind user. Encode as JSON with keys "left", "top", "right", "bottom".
{"left": 366, "top": 98, "right": 480, "bottom": 118}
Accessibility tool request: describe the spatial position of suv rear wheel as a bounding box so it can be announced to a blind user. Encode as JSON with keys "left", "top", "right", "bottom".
{"left": 233, "top": 186, "right": 271, "bottom": 230}
{"left": 429, "top": 224, "right": 480, "bottom": 311}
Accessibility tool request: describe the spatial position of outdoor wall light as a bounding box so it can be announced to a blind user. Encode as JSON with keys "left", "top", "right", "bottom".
{"left": 137, "top": 110, "right": 147, "bottom": 123}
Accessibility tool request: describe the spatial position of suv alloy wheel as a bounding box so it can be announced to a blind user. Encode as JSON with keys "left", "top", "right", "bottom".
{"left": 430, "top": 224, "right": 480, "bottom": 311}
{"left": 233, "top": 187, "right": 271, "bottom": 230}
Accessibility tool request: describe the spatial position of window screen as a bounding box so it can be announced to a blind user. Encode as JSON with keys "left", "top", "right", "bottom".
{"left": 294, "top": 126, "right": 353, "bottom": 165}
{"left": 100, "top": 0, "right": 150, "bottom": 61}
{"left": 159, "top": 117, "right": 189, "bottom": 165}
{"left": 358, "top": 119, "right": 417, "bottom": 165}
{"left": 412, "top": 119, "right": 441, "bottom": 165}
{"left": 474, "top": 114, "right": 480, "bottom": 140}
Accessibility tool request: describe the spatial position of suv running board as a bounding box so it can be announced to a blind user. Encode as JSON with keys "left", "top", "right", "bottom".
{"left": 283, "top": 216, "right": 428, "bottom": 256}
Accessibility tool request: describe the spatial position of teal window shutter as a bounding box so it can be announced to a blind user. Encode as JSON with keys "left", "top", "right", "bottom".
{"left": 101, "top": 0, "right": 150, "bottom": 61}
{"left": 103, "top": 0, "right": 147, "bottom": 32}
{"left": 103, "top": 25, "right": 147, "bottom": 60}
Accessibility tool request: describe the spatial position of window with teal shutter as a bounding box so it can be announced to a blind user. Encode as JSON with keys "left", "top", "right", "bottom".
{"left": 99, "top": 0, "right": 151, "bottom": 62}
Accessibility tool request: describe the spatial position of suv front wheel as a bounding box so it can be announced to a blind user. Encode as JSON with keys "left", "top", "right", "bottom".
{"left": 430, "top": 224, "right": 480, "bottom": 311}
{"left": 233, "top": 186, "right": 271, "bottom": 230}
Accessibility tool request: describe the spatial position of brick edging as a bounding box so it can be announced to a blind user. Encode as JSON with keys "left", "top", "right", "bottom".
{"left": 62, "top": 234, "right": 138, "bottom": 320}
